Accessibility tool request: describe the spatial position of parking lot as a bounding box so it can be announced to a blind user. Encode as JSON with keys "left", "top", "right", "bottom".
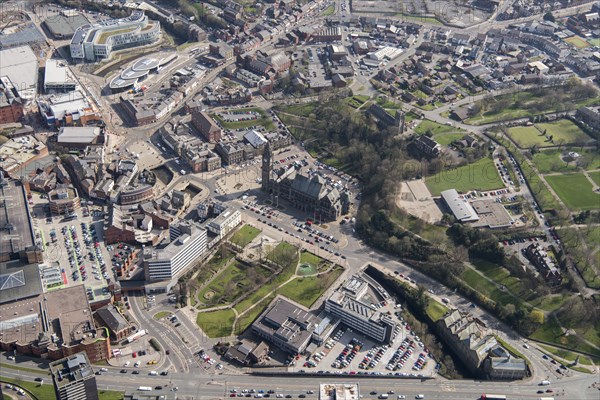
{"left": 297, "top": 323, "right": 437, "bottom": 378}
{"left": 31, "top": 194, "right": 113, "bottom": 300}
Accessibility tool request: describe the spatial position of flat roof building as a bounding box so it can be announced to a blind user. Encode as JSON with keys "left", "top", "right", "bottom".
{"left": 70, "top": 11, "right": 160, "bottom": 62}
{"left": 50, "top": 352, "right": 99, "bottom": 400}
{"left": 57, "top": 127, "right": 103, "bottom": 148}
{"left": 0, "top": 285, "right": 110, "bottom": 363}
{"left": 324, "top": 275, "right": 396, "bottom": 344}
{"left": 0, "top": 46, "right": 38, "bottom": 100}
{"left": 440, "top": 189, "right": 480, "bottom": 222}
{"left": 143, "top": 220, "right": 208, "bottom": 283}
{"left": 44, "top": 60, "right": 77, "bottom": 93}
{"left": 0, "top": 179, "right": 41, "bottom": 263}
{"left": 42, "top": 12, "right": 90, "bottom": 39}
{"left": 319, "top": 383, "right": 360, "bottom": 400}
{"left": 251, "top": 296, "right": 337, "bottom": 354}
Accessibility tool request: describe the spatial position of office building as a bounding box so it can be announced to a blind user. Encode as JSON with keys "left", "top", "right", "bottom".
{"left": 44, "top": 60, "right": 77, "bottom": 93}
{"left": 324, "top": 276, "right": 396, "bottom": 344}
{"left": 50, "top": 352, "right": 99, "bottom": 400}
{"left": 70, "top": 11, "right": 161, "bottom": 61}
{"left": 143, "top": 220, "right": 207, "bottom": 282}
{"left": 207, "top": 208, "right": 242, "bottom": 241}
{"left": 48, "top": 184, "right": 81, "bottom": 215}
{"left": 251, "top": 296, "right": 337, "bottom": 354}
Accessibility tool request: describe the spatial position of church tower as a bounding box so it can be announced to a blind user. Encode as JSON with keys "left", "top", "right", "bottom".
{"left": 261, "top": 142, "right": 272, "bottom": 192}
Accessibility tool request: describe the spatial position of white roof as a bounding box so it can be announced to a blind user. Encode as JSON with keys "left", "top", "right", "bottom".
{"left": 44, "top": 60, "right": 76, "bottom": 86}
{"left": 441, "top": 189, "right": 480, "bottom": 222}
{"left": 244, "top": 129, "right": 268, "bottom": 148}
{"left": 57, "top": 127, "right": 101, "bottom": 144}
{"left": 0, "top": 46, "right": 38, "bottom": 99}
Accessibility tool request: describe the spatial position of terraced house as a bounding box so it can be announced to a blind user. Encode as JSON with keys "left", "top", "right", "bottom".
{"left": 70, "top": 11, "right": 161, "bottom": 61}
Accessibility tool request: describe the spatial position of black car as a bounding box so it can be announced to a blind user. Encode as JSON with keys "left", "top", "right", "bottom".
{"left": 160, "top": 371, "right": 169, "bottom": 376}
{"left": 370, "top": 392, "right": 377, "bottom": 395}
{"left": 155, "top": 386, "right": 163, "bottom": 390}
{"left": 132, "top": 370, "right": 140, "bottom": 374}
{"left": 120, "top": 369, "right": 127, "bottom": 373}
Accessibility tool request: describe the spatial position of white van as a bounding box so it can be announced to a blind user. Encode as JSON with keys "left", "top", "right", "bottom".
{"left": 415, "top": 396, "right": 425, "bottom": 399}
{"left": 149, "top": 370, "right": 158, "bottom": 376}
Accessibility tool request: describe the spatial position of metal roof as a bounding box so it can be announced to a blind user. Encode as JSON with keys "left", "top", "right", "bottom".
{"left": 441, "top": 189, "right": 480, "bottom": 222}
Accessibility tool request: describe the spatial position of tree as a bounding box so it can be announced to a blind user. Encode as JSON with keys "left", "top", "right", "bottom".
{"left": 543, "top": 12, "right": 555, "bottom": 22}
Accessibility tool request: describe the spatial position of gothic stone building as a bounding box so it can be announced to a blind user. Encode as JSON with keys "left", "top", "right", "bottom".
{"left": 261, "top": 143, "right": 349, "bottom": 221}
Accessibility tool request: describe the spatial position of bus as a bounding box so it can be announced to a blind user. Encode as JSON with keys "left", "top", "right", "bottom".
{"left": 138, "top": 386, "right": 152, "bottom": 391}
{"left": 481, "top": 395, "right": 506, "bottom": 400}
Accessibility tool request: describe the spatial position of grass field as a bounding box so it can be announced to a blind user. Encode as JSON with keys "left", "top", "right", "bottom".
{"left": 531, "top": 317, "right": 600, "bottom": 357}
{"left": 298, "top": 251, "right": 325, "bottom": 271}
{"left": 588, "top": 170, "right": 600, "bottom": 186}
{"left": 425, "top": 157, "right": 504, "bottom": 196}
{"left": 564, "top": 36, "right": 591, "bottom": 48}
{"left": 345, "top": 95, "right": 370, "bottom": 109}
{"left": 230, "top": 224, "right": 261, "bottom": 248}
{"left": 196, "top": 309, "right": 236, "bottom": 338}
{"left": 539, "top": 344, "right": 597, "bottom": 366}
{"left": 322, "top": 4, "right": 335, "bottom": 16}
{"left": 426, "top": 300, "right": 449, "bottom": 321}
{"left": 0, "top": 376, "right": 121, "bottom": 400}
{"left": 589, "top": 38, "right": 600, "bottom": 47}
{"left": 277, "top": 266, "right": 344, "bottom": 308}
{"left": 545, "top": 173, "right": 600, "bottom": 211}
{"left": 414, "top": 119, "right": 467, "bottom": 145}
{"left": 536, "top": 120, "right": 591, "bottom": 145}
{"left": 153, "top": 311, "right": 170, "bottom": 320}
{"left": 531, "top": 150, "right": 580, "bottom": 174}
{"left": 197, "top": 262, "right": 270, "bottom": 307}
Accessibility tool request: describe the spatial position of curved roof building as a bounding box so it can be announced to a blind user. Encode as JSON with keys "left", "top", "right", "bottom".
{"left": 70, "top": 11, "right": 160, "bottom": 62}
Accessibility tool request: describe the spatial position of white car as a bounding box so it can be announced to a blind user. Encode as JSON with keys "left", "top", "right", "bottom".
{"left": 124, "top": 361, "right": 130, "bottom": 367}
{"left": 134, "top": 361, "right": 141, "bottom": 368}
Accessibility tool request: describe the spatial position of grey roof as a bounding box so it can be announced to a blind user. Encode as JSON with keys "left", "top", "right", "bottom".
{"left": 0, "top": 23, "right": 45, "bottom": 49}
{"left": 95, "top": 304, "right": 129, "bottom": 333}
{"left": 57, "top": 127, "right": 101, "bottom": 144}
{"left": 43, "top": 14, "right": 89, "bottom": 38}
{"left": 0, "top": 46, "right": 38, "bottom": 98}
{"left": 0, "top": 180, "right": 37, "bottom": 259}
{"left": 45, "top": 60, "right": 76, "bottom": 86}
{"left": 290, "top": 174, "right": 326, "bottom": 199}
{"left": 50, "top": 352, "right": 94, "bottom": 389}
{"left": 132, "top": 58, "right": 160, "bottom": 71}
{"left": 441, "top": 189, "right": 479, "bottom": 222}
{"left": 0, "top": 261, "right": 43, "bottom": 304}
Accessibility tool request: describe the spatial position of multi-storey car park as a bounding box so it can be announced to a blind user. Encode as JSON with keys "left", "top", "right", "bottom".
{"left": 69, "top": 11, "right": 160, "bottom": 62}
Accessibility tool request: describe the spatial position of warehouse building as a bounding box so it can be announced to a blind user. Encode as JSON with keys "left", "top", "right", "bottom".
{"left": 44, "top": 60, "right": 77, "bottom": 93}
{"left": 0, "top": 46, "right": 38, "bottom": 100}
{"left": 42, "top": 11, "right": 90, "bottom": 39}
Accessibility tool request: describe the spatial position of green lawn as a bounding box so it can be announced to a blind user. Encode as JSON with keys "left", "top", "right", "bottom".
{"left": 545, "top": 173, "right": 600, "bottom": 211}
{"left": 322, "top": 4, "right": 335, "bottom": 16}
{"left": 564, "top": 36, "right": 591, "bottom": 48}
{"left": 588, "top": 38, "right": 600, "bottom": 47}
{"left": 539, "top": 344, "right": 597, "bottom": 366}
{"left": 275, "top": 102, "right": 319, "bottom": 117}
{"left": 413, "top": 118, "right": 468, "bottom": 145}
{"left": 0, "top": 376, "right": 123, "bottom": 400}
{"left": 234, "top": 295, "right": 275, "bottom": 335}
{"left": 507, "top": 120, "right": 591, "bottom": 149}
{"left": 277, "top": 266, "right": 344, "bottom": 308}
{"left": 426, "top": 300, "right": 449, "bottom": 321}
{"left": 230, "top": 224, "right": 261, "bottom": 248}
{"left": 299, "top": 251, "right": 325, "bottom": 271}
{"left": 588, "top": 171, "right": 600, "bottom": 186}
{"left": 197, "top": 262, "right": 270, "bottom": 308}
{"left": 536, "top": 120, "right": 592, "bottom": 145}
{"left": 531, "top": 317, "right": 600, "bottom": 357}
{"left": 532, "top": 150, "right": 579, "bottom": 174}
{"left": 461, "top": 268, "right": 520, "bottom": 308}
{"left": 266, "top": 242, "right": 299, "bottom": 268}
{"left": 153, "top": 311, "right": 170, "bottom": 320}
{"left": 196, "top": 309, "right": 236, "bottom": 338}
{"left": 506, "top": 125, "right": 548, "bottom": 148}
{"left": 425, "top": 157, "right": 504, "bottom": 196}
{"left": 471, "top": 259, "right": 536, "bottom": 301}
